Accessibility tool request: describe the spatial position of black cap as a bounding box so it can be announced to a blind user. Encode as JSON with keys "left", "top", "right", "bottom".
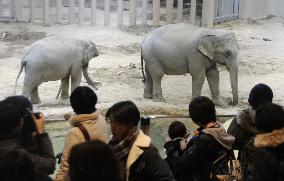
{"left": 248, "top": 83, "right": 273, "bottom": 109}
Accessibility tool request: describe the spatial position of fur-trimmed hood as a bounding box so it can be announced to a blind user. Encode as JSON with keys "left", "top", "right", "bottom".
{"left": 236, "top": 109, "right": 258, "bottom": 134}
{"left": 254, "top": 128, "right": 284, "bottom": 148}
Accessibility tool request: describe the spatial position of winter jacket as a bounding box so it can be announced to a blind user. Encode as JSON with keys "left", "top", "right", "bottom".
{"left": 0, "top": 133, "right": 56, "bottom": 175}
{"left": 127, "top": 130, "right": 175, "bottom": 181}
{"left": 227, "top": 109, "right": 259, "bottom": 179}
{"left": 166, "top": 122, "right": 234, "bottom": 181}
{"left": 55, "top": 111, "right": 108, "bottom": 181}
{"left": 251, "top": 128, "right": 284, "bottom": 181}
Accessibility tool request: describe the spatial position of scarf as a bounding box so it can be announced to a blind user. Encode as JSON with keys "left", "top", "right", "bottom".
{"left": 110, "top": 129, "right": 140, "bottom": 181}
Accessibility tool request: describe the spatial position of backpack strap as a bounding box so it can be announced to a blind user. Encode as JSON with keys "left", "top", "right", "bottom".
{"left": 76, "top": 124, "right": 91, "bottom": 141}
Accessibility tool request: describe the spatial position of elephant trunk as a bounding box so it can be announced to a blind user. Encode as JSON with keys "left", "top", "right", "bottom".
{"left": 227, "top": 58, "right": 239, "bottom": 105}
{"left": 82, "top": 65, "right": 96, "bottom": 89}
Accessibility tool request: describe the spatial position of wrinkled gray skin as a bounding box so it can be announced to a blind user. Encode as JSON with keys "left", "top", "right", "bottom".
{"left": 15, "top": 37, "right": 99, "bottom": 104}
{"left": 141, "top": 24, "right": 239, "bottom": 105}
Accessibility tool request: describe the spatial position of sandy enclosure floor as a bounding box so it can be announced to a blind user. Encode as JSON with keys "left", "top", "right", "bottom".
{"left": 0, "top": 16, "right": 283, "bottom": 119}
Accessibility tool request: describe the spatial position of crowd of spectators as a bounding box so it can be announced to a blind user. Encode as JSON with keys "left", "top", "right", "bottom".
{"left": 0, "top": 83, "right": 283, "bottom": 181}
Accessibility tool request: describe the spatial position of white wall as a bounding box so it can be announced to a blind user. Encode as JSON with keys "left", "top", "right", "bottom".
{"left": 239, "top": 0, "right": 284, "bottom": 18}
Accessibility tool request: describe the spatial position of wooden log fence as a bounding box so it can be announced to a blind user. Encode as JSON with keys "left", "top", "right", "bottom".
{"left": 2, "top": 0, "right": 239, "bottom": 28}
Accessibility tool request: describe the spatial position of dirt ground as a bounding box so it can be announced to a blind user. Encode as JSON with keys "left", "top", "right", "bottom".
{"left": 0, "top": 15, "right": 283, "bottom": 120}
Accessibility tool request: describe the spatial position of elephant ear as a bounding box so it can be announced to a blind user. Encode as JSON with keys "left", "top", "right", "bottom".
{"left": 198, "top": 34, "right": 216, "bottom": 61}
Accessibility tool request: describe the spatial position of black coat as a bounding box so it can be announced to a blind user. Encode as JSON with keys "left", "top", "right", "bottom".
{"left": 0, "top": 133, "right": 56, "bottom": 175}
{"left": 129, "top": 145, "right": 175, "bottom": 181}
{"left": 165, "top": 132, "right": 230, "bottom": 181}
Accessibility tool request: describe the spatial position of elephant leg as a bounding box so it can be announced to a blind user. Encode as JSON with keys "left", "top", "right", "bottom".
{"left": 206, "top": 66, "right": 220, "bottom": 104}
{"left": 70, "top": 68, "right": 82, "bottom": 93}
{"left": 61, "top": 75, "right": 70, "bottom": 99}
{"left": 30, "top": 86, "right": 41, "bottom": 104}
{"left": 143, "top": 67, "right": 153, "bottom": 99}
{"left": 192, "top": 72, "right": 206, "bottom": 100}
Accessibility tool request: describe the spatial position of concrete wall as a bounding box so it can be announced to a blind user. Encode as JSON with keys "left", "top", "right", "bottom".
{"left": 239, "top": 0, "right": 284, "bottom": 18}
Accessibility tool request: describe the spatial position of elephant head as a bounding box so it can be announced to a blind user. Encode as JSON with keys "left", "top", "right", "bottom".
{"left": 82, "top": 41, "right": 99, "bottom": 89}
{"left": 198, "top": 32, "right": 239, "bottom": 105}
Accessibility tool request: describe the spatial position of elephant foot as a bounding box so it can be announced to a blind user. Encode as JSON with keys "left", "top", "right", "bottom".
{"left": 153, "top": 96, "right": 165, "bottom": 102}
{"left": 31, "top": 99, "right": 41, "bottom": 104}
{"left": 61, "top": 94, "right": 69, "bottom": 99}
{"left": 143, "top": 92, "right": 153, "bottom": 99}
{"left": 212, "top": 97, "right": 225, "bottom": 106}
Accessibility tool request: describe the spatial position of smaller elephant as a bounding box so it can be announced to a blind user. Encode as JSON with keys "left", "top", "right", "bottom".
{"left": 15, "top": 36, "right": 99, "bottom": 104}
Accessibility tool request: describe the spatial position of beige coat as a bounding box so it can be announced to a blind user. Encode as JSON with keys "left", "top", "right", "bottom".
{"left": 55, "top": 111, "right": 108, "bottom": 181}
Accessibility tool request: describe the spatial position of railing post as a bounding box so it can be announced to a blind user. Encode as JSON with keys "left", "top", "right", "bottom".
{"left": 153, "top": 0, "right": 160, "bottom": 26}
{"left": 177, "top": 0, "right": 183, "bottom": 23}
{"left": 201, "top": 0, "right": 215, "bottom": 28}
{"left": 166, "top": 0, "right": 174, "bottom": 24}
{"left": 141, "top": 0, "right": 147, "bottom": 25}
{"left": 140, "top": 117, "right": 150, "bottom": 136}
{"left": 129, "top": 0, "right": 136, "bottom": 26}
{"left": 69, "top": 0, "right": 75, "bottom": 23}
{"left": 190, "top": 0, "right": 196, "bottom": 25}
{"left": 104, "top": 0, "right": 110, "bottom": 26}
{"left": 56, "top": 0, "right": 62, "bottom": 24}
{"left": 91, "top": 0, "right": 97, "bottom": 25}
{"left": 117, "top": 0, "right": 123, "bottom": 26}
{"left": 79, "top": 0, "right": 85, "bottom": 26}
{"left": 30, "top": 0, "right": 35, "bottom": 23}
{"left": 43, "top": 0, "right": 49, "bottom": 26}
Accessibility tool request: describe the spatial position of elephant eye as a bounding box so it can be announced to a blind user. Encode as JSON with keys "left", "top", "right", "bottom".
{"left": 225, "top": 51, "right": 232, "bottom": 57}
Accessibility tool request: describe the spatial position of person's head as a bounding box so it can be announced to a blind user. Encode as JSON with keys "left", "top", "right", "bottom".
{"left": 188, "top": 96, "right": 216, "bottom": 126}
{"left": 168, "top": 121, "right": 187, "bottom": 139}
{"left": 70, "top": 86, "right": 97, "bottom": 114}
{"left": 248, "top": 83, "right": 273, "bottom": 109}
{"left": 68, "top": 140, "right": 121, "bottom": 181}
{"left": 255, "top": 103, "right": 284, "bottom": 133}
{"left": 106, "top": 100, "right": 140, "bottom": 142}
{"left": 0, "top": 96, "right": 32, "bottom": 136}
{"left": 0, "top": 149, "right": 35, "bottom": 181}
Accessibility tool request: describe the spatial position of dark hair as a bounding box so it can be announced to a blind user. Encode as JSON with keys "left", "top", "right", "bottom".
{"left": 0, "top": 96, "right": 31, "bottom": 135}
{"left": 168, "top": 121, "right": 187, "bottom": 139}
{"left": 105, "top": 100, "right": 140, "bottom": 126}
{"left": 70, "top": 86, "right": 97, "bottom": 114}
{"left": 188, "top": 96, "right": 216, "bottom": 125}
{"left": 248, "top": 83, "right": 273, "bottom": 109}
{"left": 0, "top": 149, "right": 35, "bottom": 181}
{"left": 255, "top": 103, "right": 284, "bottom": 133}
{"left": 68, "top": 140, "right": 121, "bottom": 181}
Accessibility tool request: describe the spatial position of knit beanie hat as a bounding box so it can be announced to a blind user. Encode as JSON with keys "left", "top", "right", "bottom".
{"left": 248, "top": 83, "right": 273, "bottom": 109}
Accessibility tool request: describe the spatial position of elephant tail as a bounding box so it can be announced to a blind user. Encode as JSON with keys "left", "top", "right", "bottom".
{"left": 56, "top": 84, "right": 62, "bottom": 99}
{"left": 14, "top": 60, "right": 26, "bottom": 95}
{"left": 141, "top": 48, "right": 146, "bottom": 84}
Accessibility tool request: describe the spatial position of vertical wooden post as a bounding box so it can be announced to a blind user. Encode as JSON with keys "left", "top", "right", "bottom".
{"left": 0, "top": 0, "right": 2, "bottom": 16}
{"left": 190, "top": 0, "right": 196, "bottom": 25}
{"left": 177, "top": 0, "right": 183, "bottom": 23}
{"left": 166, "top": 0, "right": 174, "bottom": 24}
{"left": 91, "top": 0, "right": 96, "bottom": 25}
{"left": 79, "top": 0, "right": 85, "bottom": 26}
{"left": 201, "top": 0, "right": 215, "bottom": 28}
{"left": 56, "top": 0, "right": 62, "bottom": 24}
{"left": 104, "top": 0, "right": 110, "bottom": 26}
{"left": 117, "top": 0, "right": 123, "bottom": 26}
{"left": 153, "top": 0, "right": 160, "bottom": 26}
{"left": 141, "top": 0, "right": 147, "bottom": 25}
{"left": 9, "top": 0, "right": 14, "bottom": 19}
{"left": 30, "top": 0, "right": 35, "bottom": 23}
{"left": 69, "top": 0, "right": 75, "bottom": 23}
{"left": 43, "top": 0, "right": 49, "bottom": 26}
{"left": 129, "top": 0, "right": 136, "bottom": 26}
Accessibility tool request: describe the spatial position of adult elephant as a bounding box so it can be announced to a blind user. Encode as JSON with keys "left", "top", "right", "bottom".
{"left": 141, "top": 24, "right": 239, "bottom": 105}
{"left": 15, "top": 36, "right": 99, "bottom": 104}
